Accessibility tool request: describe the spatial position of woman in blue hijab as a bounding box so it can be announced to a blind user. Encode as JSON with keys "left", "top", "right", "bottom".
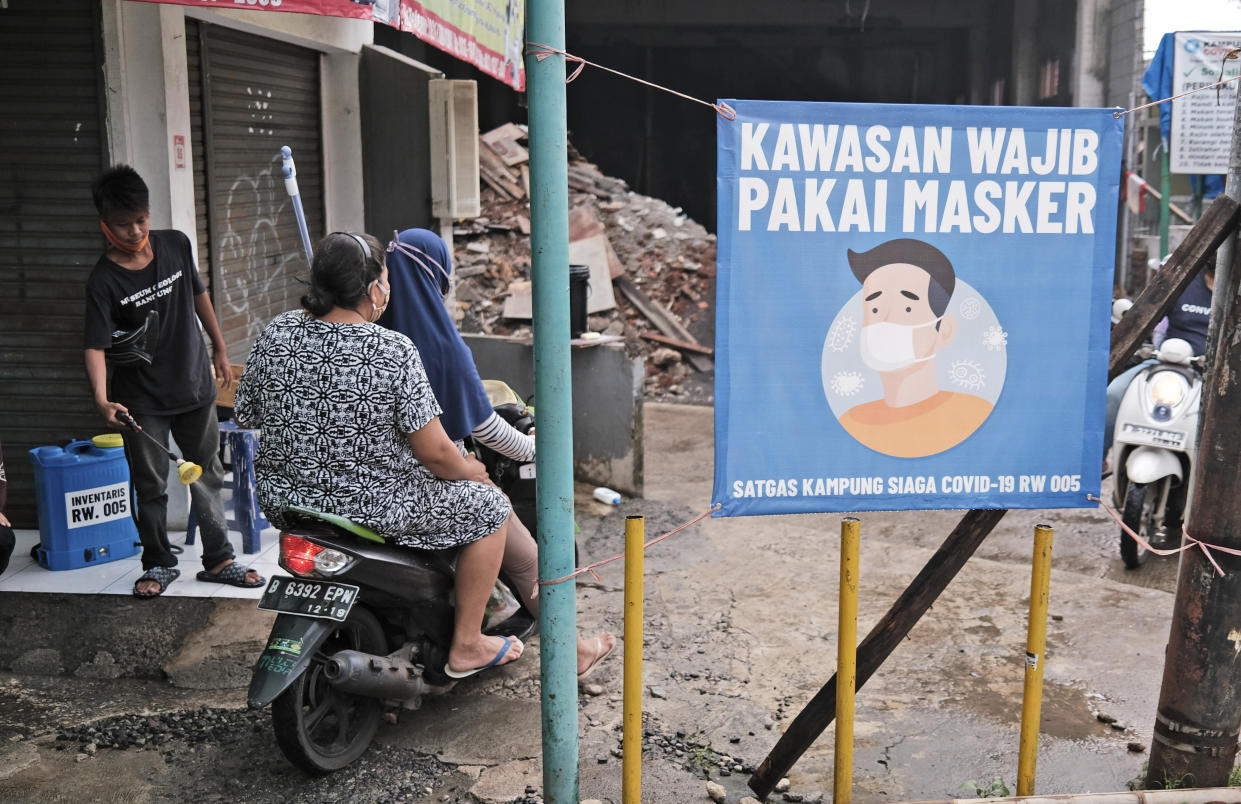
{"left": 380, "top": 228, "right": 614, "bottom": 679}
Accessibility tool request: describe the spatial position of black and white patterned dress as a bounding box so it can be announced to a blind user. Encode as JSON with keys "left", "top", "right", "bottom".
{"left": 233, "top": 310, "right": 509, "bottom": 549}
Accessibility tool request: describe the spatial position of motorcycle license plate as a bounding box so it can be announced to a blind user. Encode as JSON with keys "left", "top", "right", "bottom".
{"left": 1120, "top": 423, "right": 1186, "bottom": 449}
{"left": 257, "top": 576, "right": 358, "bottom": 622}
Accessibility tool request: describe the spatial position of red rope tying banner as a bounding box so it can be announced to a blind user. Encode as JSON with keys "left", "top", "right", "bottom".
{"left": 538, "top": 504, "right": 722, "bottom": 588}
{"left": 525, "top": 42, "right": 737, "bottom": 121}
{"left": 1089, "top": 494, "right": 1241, "bottom": 576}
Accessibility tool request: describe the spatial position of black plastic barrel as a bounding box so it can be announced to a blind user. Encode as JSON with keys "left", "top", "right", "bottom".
{"left": 568, "top": 264, "right": 591, "bottom": 338}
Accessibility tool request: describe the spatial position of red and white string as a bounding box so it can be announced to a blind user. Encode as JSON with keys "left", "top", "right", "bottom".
{"left": 1089, "top": 494, "right": 1241, "bottom": 576}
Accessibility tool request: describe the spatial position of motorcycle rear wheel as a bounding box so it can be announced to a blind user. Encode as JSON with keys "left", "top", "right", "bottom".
{"left": 272, "top": 607, "right": 386, "bottom": 775}
{"left": 1120, "top": 482, "right": 1152, "bottom": 569}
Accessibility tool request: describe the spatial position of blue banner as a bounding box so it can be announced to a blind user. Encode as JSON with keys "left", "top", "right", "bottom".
{"left": 714, "top": 100, "right": 1122, "bottom": 516}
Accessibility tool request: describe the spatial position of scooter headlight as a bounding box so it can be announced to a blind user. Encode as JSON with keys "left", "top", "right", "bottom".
{"left": 1148, "top": 371, "right": 1188, "bottom": 408}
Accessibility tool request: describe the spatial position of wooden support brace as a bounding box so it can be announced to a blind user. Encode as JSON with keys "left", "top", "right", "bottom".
{"left": 1109, "top": 196, "right": 1239, "bottom": 380}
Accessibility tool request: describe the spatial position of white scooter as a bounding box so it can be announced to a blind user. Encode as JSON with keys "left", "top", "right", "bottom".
{"left": 1110, "top": 337, "right": 1203, "bottom": 569}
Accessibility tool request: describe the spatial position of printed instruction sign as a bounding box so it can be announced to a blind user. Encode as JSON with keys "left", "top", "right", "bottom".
{"left": 127, "top": 0, "right": 526, "bottom": 91}
{"left": 1171, "top": 32, "right": 1241, "bottom": 174}
{"left": 65, "top": 481, "right": 131, "bottom": 529}
{"left": 714, "top": 100, "right": 1121, "bottom": 516}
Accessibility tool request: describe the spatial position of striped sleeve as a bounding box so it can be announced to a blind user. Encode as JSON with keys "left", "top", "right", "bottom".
{"left": 471, "top": 411, "right": 536, "bottom": 462}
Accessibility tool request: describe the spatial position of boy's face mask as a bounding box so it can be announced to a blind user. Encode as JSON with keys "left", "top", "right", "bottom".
{"left": 100, "top": 213, "right": 151, "bottom": 255}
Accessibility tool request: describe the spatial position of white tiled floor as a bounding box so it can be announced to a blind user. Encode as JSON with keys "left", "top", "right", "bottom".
{"left": 0, "top": 527, "right": 282, "bottom": 598}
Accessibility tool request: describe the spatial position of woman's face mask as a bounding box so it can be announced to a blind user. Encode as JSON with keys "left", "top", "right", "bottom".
{"left": 859, "top": 318, "right": 941, "bottom": 372}
{"left": 368, "top": 276, "right": 390, "bottom": 321}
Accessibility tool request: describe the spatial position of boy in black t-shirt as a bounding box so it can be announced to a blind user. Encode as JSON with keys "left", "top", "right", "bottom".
{"left": 84, "top": 165, "right": 264, "bottom": 598}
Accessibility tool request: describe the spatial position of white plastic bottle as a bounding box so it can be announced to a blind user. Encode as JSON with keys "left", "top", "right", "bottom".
{"left": 593, "top": 487, "right": 622, "bottom": 505}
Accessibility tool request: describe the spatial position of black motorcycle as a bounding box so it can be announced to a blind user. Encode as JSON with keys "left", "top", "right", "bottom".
{"left": 248, "top": 385, "right": 540, "bottom": 774}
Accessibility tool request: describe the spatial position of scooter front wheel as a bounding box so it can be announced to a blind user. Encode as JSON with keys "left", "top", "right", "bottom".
{"left": 272, "top": 606, "right": 386, "bottom": 775}
{"left": 1120, "top": 482, "right": 1150, "bottom": 569}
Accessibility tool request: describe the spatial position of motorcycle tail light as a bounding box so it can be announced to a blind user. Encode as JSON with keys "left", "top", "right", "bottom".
{"left": 312, "top": 549, "right": 351, "bottom": 575}
{"left": 280, "top": 534, "right": 324, "bottom": 576}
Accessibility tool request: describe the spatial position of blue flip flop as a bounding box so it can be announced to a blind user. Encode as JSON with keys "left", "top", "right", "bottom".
{"left": 444, "top": 636, "right": 522, "bottom": 679}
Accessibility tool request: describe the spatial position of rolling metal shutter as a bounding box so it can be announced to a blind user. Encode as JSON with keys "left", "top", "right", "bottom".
{"left": 0, "top": 0, "right": 108, "bottom": 527}
{"left": 186, "top": 20, "right": 325, "bottom": 360}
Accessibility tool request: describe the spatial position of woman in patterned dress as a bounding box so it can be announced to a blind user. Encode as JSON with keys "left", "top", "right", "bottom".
{"left": 234, "top": 232, "right": 522, "bottom": 678}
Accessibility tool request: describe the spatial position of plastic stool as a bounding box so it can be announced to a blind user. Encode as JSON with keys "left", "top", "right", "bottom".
{"left": 186, "top": 421, "right": 267, "bottom": 554}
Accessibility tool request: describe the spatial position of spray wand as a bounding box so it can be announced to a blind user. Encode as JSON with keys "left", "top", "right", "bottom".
{"left": 117, "top": 412, "right": 203, "bottom": 485}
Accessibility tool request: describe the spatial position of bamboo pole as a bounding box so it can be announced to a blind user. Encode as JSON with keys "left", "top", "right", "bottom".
{"left": 1017, "top": 524, "right": 1054, "bottom": 796}
{"left": 623, "top": 515, "right": 645, "bottom": 804}
{"left": 835, "top": 518, "right": 860, "bottom": 804}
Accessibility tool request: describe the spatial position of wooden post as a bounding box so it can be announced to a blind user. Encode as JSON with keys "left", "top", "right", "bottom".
{"left": 1145, "top": 255, "right": 1241, "bottom": 787}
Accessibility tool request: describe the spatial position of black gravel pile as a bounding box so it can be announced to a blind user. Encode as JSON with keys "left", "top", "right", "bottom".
{"left": 55, "top": 706, "right": 265, "bottom": 751}
{"left": 621, "top": 712, "right": 755, "bottom": 779}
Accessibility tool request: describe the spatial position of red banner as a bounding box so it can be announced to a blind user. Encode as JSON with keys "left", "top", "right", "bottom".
{"left": 127, "top": 0, "right": 525, "bottom": 91}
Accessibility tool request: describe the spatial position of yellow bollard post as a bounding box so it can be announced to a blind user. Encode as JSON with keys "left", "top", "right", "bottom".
{"left": 1017, "top": 524, "right": 1054, "bottom": 796}
{"left": 622, "top": 515, "right": 645, "bottom": 804}
{"left": 835, "top": 517, "right": 860, "bottom": 804}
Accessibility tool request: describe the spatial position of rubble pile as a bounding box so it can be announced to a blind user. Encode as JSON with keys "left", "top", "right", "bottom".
{"left": 451, "top": 124, "right": 717, "bottom": 402}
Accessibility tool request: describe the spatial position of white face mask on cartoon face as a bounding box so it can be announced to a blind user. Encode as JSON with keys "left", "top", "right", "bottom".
{"left": 859, "top": 319, "right": 941, "bottom": 372}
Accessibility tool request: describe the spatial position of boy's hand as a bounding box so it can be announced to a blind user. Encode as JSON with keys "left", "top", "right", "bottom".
{"left": 96, "top": 401, "right": 132, "bottom": 430}
{"left": 0, "top": 512, "right": 10, "bottom": 528}
{"left": 214, "top": 352, "right": 234, "bottom": 387}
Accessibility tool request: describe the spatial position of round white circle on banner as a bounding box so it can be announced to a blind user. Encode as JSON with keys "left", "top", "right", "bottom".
{"left": 820, "top": 278, "right": 1006, "bottom": 458}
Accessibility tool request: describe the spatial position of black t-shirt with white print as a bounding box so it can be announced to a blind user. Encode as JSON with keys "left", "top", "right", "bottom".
{"left": 84, "top": 229, "right": 216, "bottom": 415}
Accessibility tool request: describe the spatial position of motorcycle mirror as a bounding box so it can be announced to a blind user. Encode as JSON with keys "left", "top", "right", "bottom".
{"left": 1156, "top": 337, "right": 1194, "bottom": 366}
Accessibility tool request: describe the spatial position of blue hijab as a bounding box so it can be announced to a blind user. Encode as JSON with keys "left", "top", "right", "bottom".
{"left": 378, "top": 228, "right": 493, "bottom": 441}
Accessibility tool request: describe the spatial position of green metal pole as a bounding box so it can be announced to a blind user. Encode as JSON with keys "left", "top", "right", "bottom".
{"left": 1160, "top": 138, "right": 1171, "bottom": 258}
{"left": 524, "top": 1, "right": 579, "bottom": 802}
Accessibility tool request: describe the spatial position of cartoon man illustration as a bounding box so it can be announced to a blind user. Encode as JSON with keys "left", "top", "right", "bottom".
{"left": 837, "top": 238, "right": 993, "bottom": 458}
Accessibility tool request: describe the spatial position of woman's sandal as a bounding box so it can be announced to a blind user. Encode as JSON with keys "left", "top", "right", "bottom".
{"left": 133, "top": 566, "right": 180, "bottom": 599}
{"left": 196, "top": 562, "right": 264, "bottom": 588}
{"left": 577, "top": 633, "right": 616, "bottom": 681}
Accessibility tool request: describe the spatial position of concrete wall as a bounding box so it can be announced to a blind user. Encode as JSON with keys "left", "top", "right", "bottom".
{"left": 1105, "top": 0, "right": 1143, "bottom": 109}
{"left": 463, "top": 337, "right": 644, "bottom": 497}
{"left": 1074, "top": 0, "right": 1107, "bottom": 108}
{"left": 98, "top": 0, "right": 371, "bottom": 238}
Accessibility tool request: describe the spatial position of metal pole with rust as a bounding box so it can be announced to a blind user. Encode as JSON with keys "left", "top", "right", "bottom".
{"left": 1145, "top": 258, "right": 1241, "bottom": 787}
{"left": 623, "top": 515, "right": 644, "bottom": 804}
{"left": 1016, "top": 524, "right": 1053, "bottom": 796}
{"left": 525, "top": 0, "right": 579, "bottom": 799}
{"left": 835, "top": 517, "right": 860, "bottom": 804}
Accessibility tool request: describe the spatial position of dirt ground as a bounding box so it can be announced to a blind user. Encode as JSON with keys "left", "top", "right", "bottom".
{"left": 0, "top": 403, "right": 1184, "bottom": 803}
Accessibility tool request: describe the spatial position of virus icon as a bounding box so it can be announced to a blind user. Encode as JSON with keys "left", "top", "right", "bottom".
{"left": 982, "top": 325, "right": 1008, "bottom": 352}
{"left": 958, "top": 297, "right": 981, "bottom": 320}
{"left": 831, "top": 371, "right": 864, "bottom": 397}
{"left": 949, "top": 359, "right": 986, "bottom": 391}
{"left": 827, "top": 315, "right": 857, "bottom": 352}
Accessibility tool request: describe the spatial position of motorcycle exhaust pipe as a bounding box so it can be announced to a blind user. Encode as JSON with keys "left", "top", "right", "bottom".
{"left": 323, "top": 650, "right": 426, "bottom": 704}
